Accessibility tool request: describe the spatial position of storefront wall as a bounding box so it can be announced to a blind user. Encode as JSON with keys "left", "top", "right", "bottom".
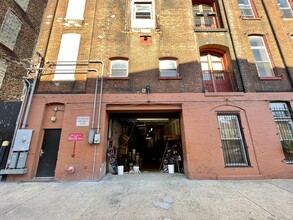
{"left": 7, "top": 92, "right": 293, "bottom": 181}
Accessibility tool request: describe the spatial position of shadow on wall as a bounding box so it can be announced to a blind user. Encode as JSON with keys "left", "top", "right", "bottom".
{"left": 35, "top": 59, "right": 293, "bottom": 94}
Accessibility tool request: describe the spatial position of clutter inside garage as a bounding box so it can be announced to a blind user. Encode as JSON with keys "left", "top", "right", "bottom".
{"left": 107, "top": 113, "right": 183, "bottom": 175}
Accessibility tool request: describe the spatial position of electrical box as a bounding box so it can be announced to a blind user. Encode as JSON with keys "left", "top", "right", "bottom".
{"left": 94, "top": 133, "right": 100, "bottom": 144}
{"left": 88, "top": 129, "right": 95, "bottom": 144}
{"left": 16, "top": 152, "right": 28, "bottom": 169}
{"left": 8, "top": 152, "right": 19, "bottom": 169}
{"left": 12, "top": 129, "right": 33, "bottom": 151}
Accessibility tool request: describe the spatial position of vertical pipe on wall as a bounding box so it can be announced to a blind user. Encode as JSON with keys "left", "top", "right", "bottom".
{"left": 220, "top": 0, "right": 246, "bottom": 92}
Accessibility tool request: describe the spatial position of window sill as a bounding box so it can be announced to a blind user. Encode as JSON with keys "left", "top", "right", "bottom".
{"left": 105, "top": 77, "right": 129, "bottom": 80}
{"left": 258, "top": 76, "right": 282, "bottom": 81}
{"left": 240, "top": 17, "right": 261, "bottom": 20}
{"left": 194, "top": 28, "right": 228, "bottom": 32}
{"left": 159, "top": 76, "right": 181, "bottom": 80}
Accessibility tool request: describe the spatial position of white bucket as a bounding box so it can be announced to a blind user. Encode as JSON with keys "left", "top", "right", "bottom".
{"left": 168, "top": 164, "right": 174, "bottom": 174}
{"left": 118, "top": 165, "right": 124, "bottom": 175}
{"left": 133, "top": 166, "right": 139, "bottom": 173}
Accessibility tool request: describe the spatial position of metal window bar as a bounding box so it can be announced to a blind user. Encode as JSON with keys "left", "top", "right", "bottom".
{"left": 271, "top": 104, "right": 293, "bottom": 163}
{"left": 217, "top": 114, "right": 250, "bottom": 167}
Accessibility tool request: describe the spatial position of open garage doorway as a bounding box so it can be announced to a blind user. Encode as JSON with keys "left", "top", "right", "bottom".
{"left": 107, "top": 112, "right": 184, "bottom": 174}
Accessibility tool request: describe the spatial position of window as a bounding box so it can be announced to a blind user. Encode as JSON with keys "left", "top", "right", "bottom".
{"left": 159, "top": 60, "right": 177, "bottom": 77}
{"left": 277, "top": 0, "right": 293, "bottom": 18}
{"left": 65, "top": 0, "right": 86, "bottom": 20}
{"left": 14, "top": 0, "right": 30, "bottom": 11}
{"left": 249, "top": 36, "right": 274, "bottom": 78}
{"left": 217, "top": 114, "right": 250, "bottom": 167}
{"left": 238, "top": 0, "right": 256, "bottom": 18}
{"left": 0, "top": 59, "right": 7, "bottom": 89}
{"left": 200, "top": 52, "right": 233, "bottom": 92}
{"left": 193, "top": 2, "right": 219, "bottom": 28}
{"left": 132, "top": 0, "right": 155, "bottom": 28}
{"left": 54, "top": 34, "right": 81, "bottom": 81}
{"left": 0, "top": 11, "right": 21, "bottom": 50}
{"left": 270, "top": 102, "right": 293, "bottom": 163}
{"left": 110, "top": 60, "right": 128, "bottom": 77}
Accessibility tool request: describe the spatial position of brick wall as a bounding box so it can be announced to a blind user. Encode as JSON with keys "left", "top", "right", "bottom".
{"left": 0, "top": 0, "right": 48, "bottom": 101}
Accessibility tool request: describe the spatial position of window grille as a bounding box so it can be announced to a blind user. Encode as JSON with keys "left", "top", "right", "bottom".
{"left": 217, "top": 113, "right": 250, "bottom": 167}
{"left": 270, "top": 102, "right": 293, "bottom": 163}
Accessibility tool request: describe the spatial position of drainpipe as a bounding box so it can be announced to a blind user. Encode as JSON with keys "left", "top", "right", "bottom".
{"left": 220, "top": 0, "right": 246, "bottom": 92}
{"left": 260, "top": 0, "right": 293, "bottom": 88}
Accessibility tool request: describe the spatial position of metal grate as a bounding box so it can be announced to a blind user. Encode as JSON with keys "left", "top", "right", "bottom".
{"left": 270, "top": 103, "right": 293, "bottom": 164}
{"left": 217, "top": 114, "right": 250, "bottom": 167}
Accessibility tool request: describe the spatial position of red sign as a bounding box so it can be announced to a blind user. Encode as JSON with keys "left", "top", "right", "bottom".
{"left": 68, "top": 133, "right": 83, "bottom": 141}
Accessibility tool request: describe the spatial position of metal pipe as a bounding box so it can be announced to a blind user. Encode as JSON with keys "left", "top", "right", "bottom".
{"left": 88, "top": 68, "right": 99, "bottom": 129}
{"left": 97, "top": 61, "right": 104, "bottom": 134}
{"left": 21, "top": 55, "right": 42, "bottom": 128}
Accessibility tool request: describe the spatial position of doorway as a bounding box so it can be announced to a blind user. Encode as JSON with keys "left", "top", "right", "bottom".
{"left": 107, "top": 113, "right": 183, "bottom": 174}
{"left": 36, "top": 129, "right": 61, "bottom": 178}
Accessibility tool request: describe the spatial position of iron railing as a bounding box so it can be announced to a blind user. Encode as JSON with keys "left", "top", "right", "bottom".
{"left": 217, "top": 114, "right": 250, "bottom": 167}
{"left": 271, "top": 103, "right": 293, "bottom": 164}
{"left": 202, "top": 71, "right": 235, "bottom": 92}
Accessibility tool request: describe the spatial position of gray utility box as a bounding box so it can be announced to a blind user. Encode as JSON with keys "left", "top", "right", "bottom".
{"left": 13, "top": 129, "right": 33, "bottom": 151}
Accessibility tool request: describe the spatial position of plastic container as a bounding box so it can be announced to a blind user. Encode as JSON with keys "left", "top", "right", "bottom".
{"left": 118, "top": 165, "right": 124, "bottom": 175}
{"left": 133, "top": 166, "right": 139, "bottom": 173}
{"left": 168, "top": 164, "right": 174, "bottom": 174}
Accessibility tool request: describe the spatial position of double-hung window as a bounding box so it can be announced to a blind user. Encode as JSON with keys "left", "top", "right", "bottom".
{"left": 217, "top": 113, "right": 250, "bottom": 167}
{"left": 110, "top": 60, "right": 128, "bottom": 77}
{"left": 238, "top": 0, "right": 256, "bottom": 18}
{"left": 0, "top": 59, "right": 7, "bottom": 89}
{"left": 270, "top": 102, "right": 293, "bottom": 163}
{"left": 0, "top": 11, "right": 21, "bottom": 50}
{"left": 159, "top": 60, "right": 177, "bottom": 77}
{"left": 132, "top": 1, "right": 155, "bottom": 28}
{"left": 14, "top": 0, "right": 30, "bottom": 11}
{"left": 277, "top": 0, "right": 293, "bottom": 18}
{"left": 193, "top": 1, "right": 219, "bottom": 29}
{"left": 249, "top": 36, "right": 274, "bottom": 78}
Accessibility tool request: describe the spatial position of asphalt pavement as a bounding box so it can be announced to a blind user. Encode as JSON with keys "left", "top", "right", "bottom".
{"left": 0, "top": 173, "right": 292, "bottom": 220}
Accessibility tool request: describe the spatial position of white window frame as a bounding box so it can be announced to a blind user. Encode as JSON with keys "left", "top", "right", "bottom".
{"left": 65, "top": 0, "right": 86, "bottom": 20}
{"left": 249, "top": 36, "right": 274, "bottom": 78}
{"left": 159, "top": 60, "right": 178, "bottom": 77}
{"left": 110, "top": 60, "right": 129, "bottom": 77}
{"left": 238, "top": 0, "right": 255, "bottom": 18}
{"left": 131, "top": 0, "right": 155, "bottom": 28}
{"left": 277, "top": 0, "right": 293, "bottom": 18}
{"left": 0, "top": 59, "right": 7, "bottom": 89}
{"left": 54, "top": 34, "right": 81, "bottom": 81}
{"left": 14, "top": 0, "right": 30, "bottom": 11}
{"left": 0, "top": 11, "right": 22, "bottom": 50}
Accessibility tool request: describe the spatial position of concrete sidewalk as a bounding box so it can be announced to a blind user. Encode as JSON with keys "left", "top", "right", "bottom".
{"left": 0, "top": 173, "right": 292, "bottom": 220}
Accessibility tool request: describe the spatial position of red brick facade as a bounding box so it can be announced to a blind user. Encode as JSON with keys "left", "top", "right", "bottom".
{"left": 3, "top": 0, "right": 293, "bottom": 180}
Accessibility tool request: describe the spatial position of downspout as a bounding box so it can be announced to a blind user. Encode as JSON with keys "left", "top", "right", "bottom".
{"left": 220, "top": 0, "right": 246, "bottom": 92}
{"left": 260, "top": 0, "right": 293, "bottom": 88}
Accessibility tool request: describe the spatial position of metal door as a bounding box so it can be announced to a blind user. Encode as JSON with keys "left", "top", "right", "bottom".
{"left": 36, "top": 129, "right": 61, "bottom": 177}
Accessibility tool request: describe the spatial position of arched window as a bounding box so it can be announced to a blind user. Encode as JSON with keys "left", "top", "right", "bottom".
{"left": 200, "top": 51, "right": 233, "bottom": 92}
{"left": 192, "top": 0, "right": 220, "bottom": 28}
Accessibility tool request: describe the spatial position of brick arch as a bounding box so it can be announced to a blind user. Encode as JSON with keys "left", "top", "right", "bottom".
{"left": 192, "top": 0, "right": 215, "bottom": 5}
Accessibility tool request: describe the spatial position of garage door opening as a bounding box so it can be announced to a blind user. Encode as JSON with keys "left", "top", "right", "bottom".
{"left": 107, "top": 113, "right": 183, "bottom": 174}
